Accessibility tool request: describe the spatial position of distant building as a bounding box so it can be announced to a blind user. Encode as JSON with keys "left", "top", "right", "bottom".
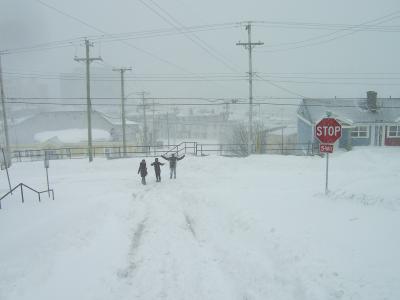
{"left": 297, "top": 91, "right": 400, "bottom": 151}
{"left": 9, "top": 110, "right": 139, "bottom": 147}
{"left": 128, "top": 110, "right": 237, "bottom": 144}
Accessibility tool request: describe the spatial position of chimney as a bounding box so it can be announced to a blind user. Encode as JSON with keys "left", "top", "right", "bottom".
{"left": 366, "top": 91, "right": 378, "bottom": 112}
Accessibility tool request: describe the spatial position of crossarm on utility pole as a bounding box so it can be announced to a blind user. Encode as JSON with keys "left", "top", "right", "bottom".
{"left": 113, "top": 67, "right": 132, "bottom": 157}
{"left": 236, "top": 22, "right": 264, "bottom": 156}
{"left": 74, "top": 39, "right": 102, "bottom": 162}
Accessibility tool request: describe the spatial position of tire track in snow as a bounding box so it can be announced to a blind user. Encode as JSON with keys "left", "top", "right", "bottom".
{"left": 117, "top": 217, "right": 147, "bottom": 279}
{"left": 184, "top": 213, "right": 197, "bottom": 239}
{"left": 120, "top": 183, "right": 239, "bottom": 299}
{"left": 117, "top": 185, "right": 157, "bottom": 280}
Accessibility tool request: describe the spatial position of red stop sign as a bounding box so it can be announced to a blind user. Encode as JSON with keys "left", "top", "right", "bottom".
{"left": 315, "top": 118, "right": 342, "bottom": 144}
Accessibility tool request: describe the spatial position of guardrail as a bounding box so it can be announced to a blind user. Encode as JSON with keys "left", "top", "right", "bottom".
{"left": 0, "top": 183, "right": 54, "bottom": 209}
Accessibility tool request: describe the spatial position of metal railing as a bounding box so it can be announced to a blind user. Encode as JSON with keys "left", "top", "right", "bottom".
{"left": 193, "top": 142, "right": 318, "bottom": 156}
{"left": 9, "top": 142, "right": 318, "bottom": 162}
{"left": 0, "top": 183, "right": 54, "bottom": 209}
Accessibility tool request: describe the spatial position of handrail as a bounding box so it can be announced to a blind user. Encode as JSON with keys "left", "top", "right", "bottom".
{"left": 0, "top": 183, "right": 54, "bottom": 209}
{"left": 163, "top": 142, "right": 185, "bottom": 156}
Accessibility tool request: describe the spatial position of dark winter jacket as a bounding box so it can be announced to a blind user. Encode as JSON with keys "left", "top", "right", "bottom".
{"left": 137, "top": 161, "right": 147, "bottom": 177}
{"left": 151, "top": 161, "right": 164, "bottom": 174}
{"left": 161, "top": 154, "right": 185, "bottom": 168}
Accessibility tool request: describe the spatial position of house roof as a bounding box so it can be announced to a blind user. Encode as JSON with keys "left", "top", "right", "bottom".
{"left": 298, "top": 97, "right": 400, "bottom": 125}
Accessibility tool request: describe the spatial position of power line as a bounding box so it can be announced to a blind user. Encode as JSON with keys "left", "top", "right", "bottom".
{"left": 33, "top": 0, "right": 199, "bottom": 75}
{"left": 138, "top": 0, "right": 241, "bottom": 73}
{"left": 254, "top": 74, "right": 306, "bottom": 98}
{"left": 254, "top": 20, "right": 400, "bottom": 32}
{"left": 256, "top": 10, "right": 400, "bottom": 53}
{"left": 4, "top": 100, "right": 400, "bottom": 109}
{"left": 6, "top": 72, "right": 400, "bottom": 85}
{"left": 90, "top": 23, "right": 238, "bottom": 43}
{"left": 6, "top": 70, "right": 400, "bottom": 79}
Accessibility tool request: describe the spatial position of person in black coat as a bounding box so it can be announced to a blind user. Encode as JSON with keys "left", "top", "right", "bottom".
{"left": 137, "top": 159, "right": 147, "bottom": 185}
{"left": 151, "top": 158, "right": 164, "bottom": 182}
{"left": 161, "top": 153, "right": 185, "bottom": 179}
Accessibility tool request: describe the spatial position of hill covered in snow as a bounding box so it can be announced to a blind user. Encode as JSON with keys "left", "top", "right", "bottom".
{"left": 0, "top": 148, "right": 399, "bottom": 300}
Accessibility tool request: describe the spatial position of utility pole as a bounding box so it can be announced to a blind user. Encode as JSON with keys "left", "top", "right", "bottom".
{"left": 74, "top": 39, "right": 102, "bottom": 162}
{"left": 152, "top": 99, "right": 155, "bottom": 147}
{"left": 236, "top": 22, "right": 263, "bottom": 156}
{"left": 139, "top": 91, "right": 149, "bottom": 152}
{"left": 0, "top": 55, "right": 10, "bottom": 166}
{"left": 167, "top": 112, "right": 170, "bottom": 145}
{"left": 113, "top": 67, "right": 132, "bottom": 157}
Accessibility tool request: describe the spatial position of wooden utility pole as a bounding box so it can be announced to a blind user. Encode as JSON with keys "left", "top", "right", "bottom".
{"left": 236, "top": 22, "right": 263, "bottom": 156}
{"left": 152, "top": 99, "right": 155, "bottom": 147}
{"left": 0, "top": 55, "right": 10, "bottom": 166}
{"left": 113, "top": 67, "right": 132, "bottom": 157}
{"left": 139, "top": 91, "right": 150, "bottom": 152}
{"left": 167, "top": 112, "right": 170, "bottom": 145}
{"left": 74, "top": 39, "right": 102, "bottom": 162}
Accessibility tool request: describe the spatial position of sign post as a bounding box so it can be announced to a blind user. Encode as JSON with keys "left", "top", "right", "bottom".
{"left": 44, "top": 151, "right": 50, "bottom": 196}
{"left": 325, "top": 152, "right": 329, "bottom": 194}
{"left": 315, "top": 117, "right": 342, "bottom": 194}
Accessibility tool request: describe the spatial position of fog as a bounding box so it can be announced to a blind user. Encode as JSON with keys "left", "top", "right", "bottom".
{"left": 1, "top": 0, "right": 400, "bottom": 139}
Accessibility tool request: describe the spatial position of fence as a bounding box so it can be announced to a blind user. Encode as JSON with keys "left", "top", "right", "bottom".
{"left": 9, "top": 141, "right": 318, "bottom": 162}
{"left": 193, "top": 142, "right": 318, "bottom": 156}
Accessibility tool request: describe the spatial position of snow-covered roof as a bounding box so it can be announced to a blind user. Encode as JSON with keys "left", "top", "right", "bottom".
{"left": 101, "top": 115, "right": 139, "bottom": 126}
{"left": 34, "top": 129, "right": 111, "bottom": 143}
{"left": 298, "top": 97, "right": 400, "bottom": 125}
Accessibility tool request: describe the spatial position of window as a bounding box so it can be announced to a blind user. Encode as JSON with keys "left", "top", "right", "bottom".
{"left": 388, "top": 125, "right": 400, "bottom": 138}
{"left": 351, "top": 126, "right": 369, "bottom": 138}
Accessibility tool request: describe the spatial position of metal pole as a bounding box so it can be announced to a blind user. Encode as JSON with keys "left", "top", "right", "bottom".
{"left": 0, "top": 56, "right": 11, "bottom": 166}
{"left": 20, "top": 184, "right": 24, "bottom": 203}
{"left": 2, "top": 148, "right": 12, "bottom": 193}
{"left": 46, "top": 167, "right": 50, "bottom": 197}
{"left": 325, "top": 153, "right": 329, "bottom": 195}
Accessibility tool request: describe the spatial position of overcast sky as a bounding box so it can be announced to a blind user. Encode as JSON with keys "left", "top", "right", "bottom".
{"left": 1, "top": 0, "right": 400, "bottom": 107}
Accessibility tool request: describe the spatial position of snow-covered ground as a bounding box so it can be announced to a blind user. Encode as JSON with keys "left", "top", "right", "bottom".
{"left": 0, "top": 148, "right": 399, "bottom": 300}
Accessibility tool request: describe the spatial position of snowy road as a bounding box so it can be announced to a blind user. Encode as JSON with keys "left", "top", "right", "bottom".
{"left": 1, "top": 148, "right": 399, "bottom": 299}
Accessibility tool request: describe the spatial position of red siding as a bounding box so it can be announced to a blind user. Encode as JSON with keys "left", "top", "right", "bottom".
{"left": 384, "top": 127, "right": 400, "bottom": 146}
{"left": 385, "top": 137, "right": 400, "bottom": 146}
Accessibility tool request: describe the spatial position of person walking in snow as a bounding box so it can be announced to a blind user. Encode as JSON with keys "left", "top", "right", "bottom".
{"left": 161, "top": 153, "right": 185, "bottom": 179}
{"left": 137, "top": 159, "right": 148, "bottom": 185}
{"left": 151, "top": 157, "right": 164, "bottom": 182}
